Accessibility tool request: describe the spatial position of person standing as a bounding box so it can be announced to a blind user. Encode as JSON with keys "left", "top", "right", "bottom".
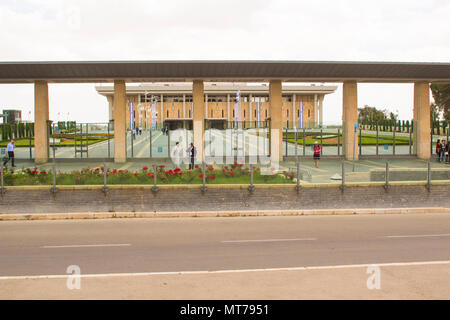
{"left": 3, "top": 140, "right": 16, "bottom": 167}
{"left": 440, "top": 140, "right": 447, "bottom": 163}
{"left": 172, "top": 142, "right": 181, "bottom": 168}
{"left": 445, "top": 141, "right": 450, "bottom": 164}
{"left": 187, "top": 143, "right": 196, "bottom": 170}
{"left": 436, "top": 139, "right": 442, "bottom": 162}
{"left": 313, "top": 141, "right": 321, "bottom": 168}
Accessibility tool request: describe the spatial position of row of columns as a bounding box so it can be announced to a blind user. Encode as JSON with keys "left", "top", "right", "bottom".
{"left": 32, "top": 80, "right": 432, "bottom": 164}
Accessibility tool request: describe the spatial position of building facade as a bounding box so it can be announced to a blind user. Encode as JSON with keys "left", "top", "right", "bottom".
{"left": 96, "top": 83, "right": 337, "bottom": 130}
{"left": 2, "top": 109, "right": 22, "bottom": 125}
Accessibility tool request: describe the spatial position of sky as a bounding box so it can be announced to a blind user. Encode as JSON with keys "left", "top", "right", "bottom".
{"left": 0, "top": 0, "right": 449, "bottom": 124}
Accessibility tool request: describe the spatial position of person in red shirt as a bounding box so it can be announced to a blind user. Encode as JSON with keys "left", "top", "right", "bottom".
{"left": 313, "top": 141, "right": 321, "bottom": 168}
{"left": 436, "top": 139, "right": 442, "bottom": 162}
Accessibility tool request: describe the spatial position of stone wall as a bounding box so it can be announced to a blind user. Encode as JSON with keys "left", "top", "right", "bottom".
{"left": 0, "top": 184, "right": 448, "bottom": 214}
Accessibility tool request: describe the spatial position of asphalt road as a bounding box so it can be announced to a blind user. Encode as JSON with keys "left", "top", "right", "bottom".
{"left": 1, "top": 214, "right": 450, "bottom": 278}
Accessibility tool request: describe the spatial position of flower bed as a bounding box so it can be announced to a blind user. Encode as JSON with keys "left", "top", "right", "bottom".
{"left": 3, "top": 163, "right": 296, "bottom": 186}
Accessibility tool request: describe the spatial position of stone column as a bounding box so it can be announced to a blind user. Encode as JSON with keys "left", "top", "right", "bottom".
{"left": 160, "top": 94, "right": 164, "bottom": 126}
{"left": 342, "top": 81, "right": 359, "bottom": 160}
{"left": 205, "top": 93, "right": 208, "bottom": 118}
{"left": 34, "top": 81, "right": 49, "bottom": 163}
{"left": 113, "top": 80, "right": 127, "bottom": 163}
{"left": 183, "top": 94, "right": 186, "bottom": 118}
{"left": 193, "top": 80, "right": 205, "bottom": 162}
{"left": 107, "top": 95, "right": 114, "bottom": 121}
{"left": 414, "top": 82, "right": 431, "bottom": 159}
{"left": 319, "top": 95, "right": 324, "bottom": 127}
{"left": 314, "top": 94, "right": 318, "bottom": 128}
{"left": 227, "top": 94, "right": 231, "bottom": 121}
{"left": 269, "top": 80, "right": 283, "bottom": 162}
{"left": 248, "top": 94, "right": 253, "bottom": 124}
{"left": 292, "top": 94, "right": 296, "bottom": 128}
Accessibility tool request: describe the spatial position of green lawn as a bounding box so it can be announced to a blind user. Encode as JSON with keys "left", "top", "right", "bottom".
{"left": 282, "top": 132, "right": 411, "bottom": 146}
{"left": 0, "top": 136, "right": 111, "bottom": 148}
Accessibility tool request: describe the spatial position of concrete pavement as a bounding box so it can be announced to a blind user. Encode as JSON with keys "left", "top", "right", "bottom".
{"left": 2, "top": 262, "right": 449, "bottom": 300}
{"left": 1, "top": 214, "right": 450, "bottom": 299}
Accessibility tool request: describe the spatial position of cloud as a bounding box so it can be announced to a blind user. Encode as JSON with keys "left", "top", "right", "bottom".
{"left": 0, "top": 0, "right": 449, "bottom": 122}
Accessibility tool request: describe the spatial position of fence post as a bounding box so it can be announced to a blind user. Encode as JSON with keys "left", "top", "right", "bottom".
{"left": 320, "top": 129, "right": 323, "bottom": 156}
{"left": 201, "top": 162, "right": 207, "bottom": 193}
{"left": 340, "top": 162, "right": 345, "bottom": 192}
{"left": 248, "top": 165, "right": 255, "bottom": 193}
{"left": 0, "top": 161, "right": 5, "bottom": 196}
{"left": 102, "top": 162, "right": 108, "bottom": 194}
{"left": 359, "top": 127, "right": 362, "bottom": 156}
{"left": 150, "top": 129, "right": 152, "bottom": 158}
{"left": 384, "top": 162, "right": 390, "bottom": 191}
{"left": 296, "top": 161, "right": 301, "bottom": 192}
{"left": 285, "top": 127, "right": 288, "bottom": 157}
{"left": 376, "top": 124, "right": 379, "bottom": 156}
{"left": 107, "top": 122, "right": 111, "bottom": 159}
{"left": 338, "top": 128, "right": 341, "bottom": 156}
{"left": 427, "top": 161, "right": 431, "bottom": 192}
{"left": 131, "top": 130, "right": 134, "bottom": 158}
{"left": 303, "top": 128, "right": 306, "bottom": 156}
{"left": 29, "top": 126, "right": 33, "bottom": 160}
{"left": 393, "top": 125, "right": 396, "bottom": 155}
{"left": 50, "top": 161, "right": 58, "bottom": 194}
{"left": 152, "top": 165, "right": 159, "bottom": 192}
{"left": 409, "top": 125, "right": 412, "bottom": 155}
{"left": 295, "top": 130, "right": 298, "bottom": 159}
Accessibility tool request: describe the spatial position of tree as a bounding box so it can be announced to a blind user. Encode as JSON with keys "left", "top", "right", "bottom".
{"left": 431, "top": 84, "right": 450, "bottom": 121}
{"left": 358, "top": 105, "right": 388, "bottom": 123}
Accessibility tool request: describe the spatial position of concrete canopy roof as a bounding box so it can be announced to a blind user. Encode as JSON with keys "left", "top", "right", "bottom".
{"left": 0, "top": 61, "right": 449, "bottom": 84}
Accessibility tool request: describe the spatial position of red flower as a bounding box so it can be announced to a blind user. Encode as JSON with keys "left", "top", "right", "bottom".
{"left": 147, "top": 173, "right": 154, "bottom": 177}
{"left": 143, "top": 166, "right": 149, "bottom": 171}
{"left": 195, "top": 165, "right": 199, "bottom": 169}
{"left": 97, "top": 174, "right": 101, "bottom": 177}
{"left": 112, "top": 169, "right": 118, "bottom": 174}
{"left": 32, "top": 170, "right": 38, "bottom": 174}
{"left": 209, "top": 176, "right": 216, "bottom": 180}
{"left": 134, "top": 172, "right": 138, "bottom": 176}
{"left": 174, "top": 168, "right": 181, "bottom": 173}
{"left": 167, "top": 170, "right": 174, "bottom": 175}
{"left": 199, "top": 174, "right": 204, "bottom": 178}
{"left": 40, "top": 171, "right": 47, "bottom": 175}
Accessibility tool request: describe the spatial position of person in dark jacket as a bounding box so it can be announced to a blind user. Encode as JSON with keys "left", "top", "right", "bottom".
{"left": 187, "top": 143, "right": 197, "bottom": 169}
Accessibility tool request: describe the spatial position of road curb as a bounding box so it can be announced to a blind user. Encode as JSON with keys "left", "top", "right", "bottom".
{"left": 0, "top": 207, "right": 449, "bottom": 221}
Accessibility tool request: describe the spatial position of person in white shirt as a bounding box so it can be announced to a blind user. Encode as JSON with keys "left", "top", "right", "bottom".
{"left": 3, "top": 140, "right": 16, "bottom": 167}
{"left": 172, "top": 142, "right": 181, "bottom": 168}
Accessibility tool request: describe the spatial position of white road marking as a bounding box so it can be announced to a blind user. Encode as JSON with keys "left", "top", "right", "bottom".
{"left": 1, "top": 260, "right": 449, "bottom": 280}
{"left": 41, "top": 244, "right": 131, "bottom": 249}
{"left": 384, "top": 234, "right": 450, "bottom": 239}
{"left": 222, "top": 238, "right": 317, "bottom": 243}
